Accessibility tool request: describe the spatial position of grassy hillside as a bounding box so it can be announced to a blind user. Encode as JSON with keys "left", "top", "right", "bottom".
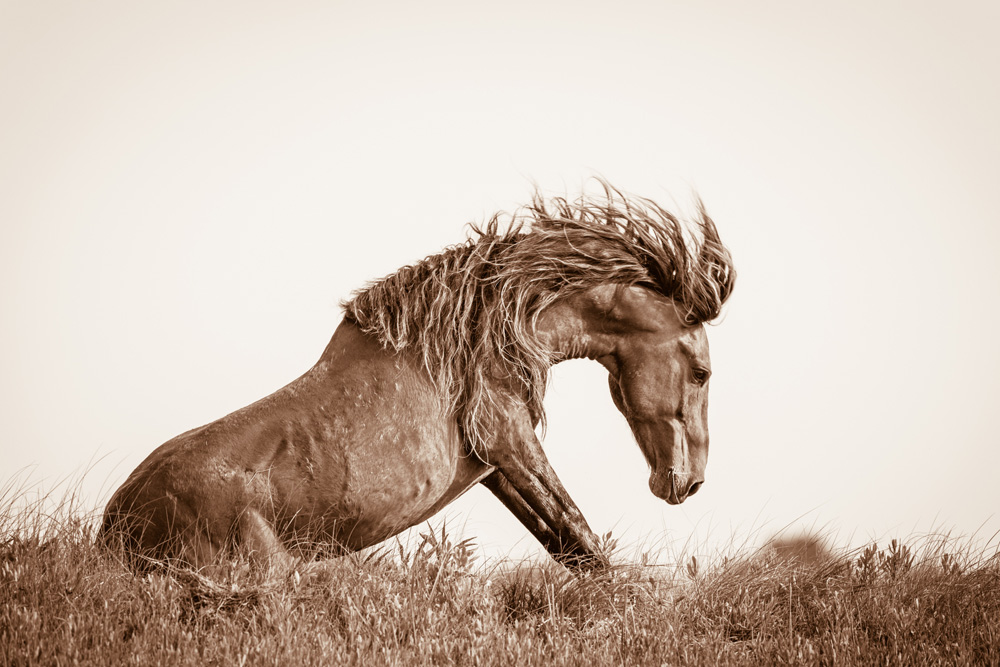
{"left": 2, "top": 485, "right": 998, "bottom": 665}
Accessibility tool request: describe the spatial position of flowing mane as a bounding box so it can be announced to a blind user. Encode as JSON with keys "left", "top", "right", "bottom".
{"left": 343, "top": 182, "right": 735, "bottom": 455}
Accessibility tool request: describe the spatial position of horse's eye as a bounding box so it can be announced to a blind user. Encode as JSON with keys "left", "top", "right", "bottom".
{"left": 692, "top": 367, "right": 711, "bottom": 385}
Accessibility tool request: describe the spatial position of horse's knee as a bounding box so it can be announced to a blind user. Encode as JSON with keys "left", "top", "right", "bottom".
{"left": 238, "top": 509, "right": 295, "bottom": 572}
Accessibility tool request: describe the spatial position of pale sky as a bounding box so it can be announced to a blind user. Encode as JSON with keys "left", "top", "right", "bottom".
{"left": 2, "top": 0, "right": 998, "bottom": 561}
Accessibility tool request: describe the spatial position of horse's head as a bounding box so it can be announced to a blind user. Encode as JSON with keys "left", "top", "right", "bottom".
{"left": 564, "top": 284, "right": 714, "bottom": 505}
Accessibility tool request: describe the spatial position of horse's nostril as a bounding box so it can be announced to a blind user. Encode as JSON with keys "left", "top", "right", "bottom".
{"left": 688, "top": 481, "right": 703, "bottom": 497}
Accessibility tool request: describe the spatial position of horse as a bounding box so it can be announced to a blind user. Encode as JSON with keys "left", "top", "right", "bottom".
{"left": 100, "top": 182, "right": 735, "bottom": 570}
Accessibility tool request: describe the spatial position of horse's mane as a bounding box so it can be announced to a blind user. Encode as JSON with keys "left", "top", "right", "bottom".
{"left": 342, "top": 181, "right": 735, "bottom": 456}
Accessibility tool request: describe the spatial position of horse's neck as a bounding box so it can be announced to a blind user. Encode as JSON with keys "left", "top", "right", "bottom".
{"left": 534, "top": 288, "right": 620, "bottom": 372}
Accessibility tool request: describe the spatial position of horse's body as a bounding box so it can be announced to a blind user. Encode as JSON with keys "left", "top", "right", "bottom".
{"left": 101, "top": 185, "right": 734, "bottom": 569}
{"left": 106, "top": 322, "right": 489, "bottom": 565}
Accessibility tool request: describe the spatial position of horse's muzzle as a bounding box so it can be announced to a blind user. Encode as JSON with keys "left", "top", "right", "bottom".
{"left": 652, "top": 468, "right": 703, "bottom": 505}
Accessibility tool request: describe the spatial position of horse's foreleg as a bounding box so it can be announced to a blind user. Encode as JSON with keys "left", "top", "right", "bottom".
{"left": 483, "top": 419, "right": 608, "bottom": 568}
{"left": 481, "top": 470, "right": 560, "bottom": 551}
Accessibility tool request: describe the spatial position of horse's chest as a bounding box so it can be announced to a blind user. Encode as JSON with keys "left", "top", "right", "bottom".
{"left": 327, "top": 429, "right": 487, "bottom": 545}
{"left": 343, "top": 430, "right": 461, "bottom": 505}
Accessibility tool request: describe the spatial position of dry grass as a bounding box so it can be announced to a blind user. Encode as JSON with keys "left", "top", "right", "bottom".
{"left": 2, "top": 479, "right": 998, "bottom": 666}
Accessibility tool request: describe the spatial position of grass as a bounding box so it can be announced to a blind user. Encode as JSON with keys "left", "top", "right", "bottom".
{"left": 2, "top": 479, "right": 999, "bottom": 665}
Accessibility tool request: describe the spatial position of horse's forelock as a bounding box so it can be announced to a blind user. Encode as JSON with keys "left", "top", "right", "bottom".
{"left": 343, "top": 182, "right": 735, "bottom": 455}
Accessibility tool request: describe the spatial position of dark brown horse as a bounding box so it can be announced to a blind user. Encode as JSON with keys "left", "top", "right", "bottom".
{"left": 101, "top": 183, "right": 735, "bottom": 569}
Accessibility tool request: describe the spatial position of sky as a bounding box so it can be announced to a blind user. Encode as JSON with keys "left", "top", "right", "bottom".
{"left": 2, "top": 0, "right": 998, "bottom": 562}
